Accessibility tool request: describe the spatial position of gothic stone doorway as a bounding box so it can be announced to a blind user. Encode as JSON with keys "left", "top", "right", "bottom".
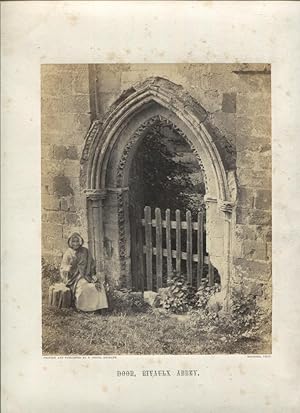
{"left": 81, "top": 77, "right": 236, "bottom": 307}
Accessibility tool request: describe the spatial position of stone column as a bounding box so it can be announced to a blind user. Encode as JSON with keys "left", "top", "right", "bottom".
{"left": 220, "top": 201, "right": 234, "bottom": 311}
{"left": 85, "top": 189, "right": 107, "bottom": 281}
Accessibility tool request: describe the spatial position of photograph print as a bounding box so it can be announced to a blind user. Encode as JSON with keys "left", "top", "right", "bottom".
{"left": 41, "top": 63, "right": 272, "bottom": 355}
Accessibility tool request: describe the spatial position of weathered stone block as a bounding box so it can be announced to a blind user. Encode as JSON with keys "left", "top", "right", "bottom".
{"left": 41, "top": 144, "right": 53, "bottom": 160}
{"left": 255, "top": 225, "right": 272, "bottom": 242}
{"left": 42, "top": 194, "right": 60, "bottom": 211}
{"left": 72, "top": 67, "right": 90, "bottom": 94}
{"left": 64, "top": 212, "right": 81, "bottom": 226}
{"left": 211, "top": 112, "right": 236, "bottom": 145}
{"left": 68, "top": 177, "right": 81, "bottom": 194}
{"left": 60, "top": 196, "right": 77, "bottom": 212}
{"left": 202, "top": 89, "right": 222, "bottom": 113}
{"left": 235, "top": 224, "right": 272, "bottom": 243}
{"left": 238, "top": 187, "right": 254, "bottom": 208}
{"left": 63, "top": 160, "right": 80, "bottom": 177}
{"left": 98, "top": 92, "right": 119, "bottom": 116}
{"left": 235, "top": 72, "right": 271, "bottom": 95}
{"left": 235, "top": 224, "right": 257, "bottom": 242}
{"left": 53, "top": 176, "right": 74, "bottom": 197}
{"left": 41, "top": 160, "right": 64, "bottom": 178}
{"left": 43, "top": 211, "right": 65, "bottom": 225}
{"left": 41, "top": 177, "right": 55, "bottom": 195}
{"left": 237, "top": 150, "right": 271, "bottom": 172}
{"left": 242, "top": 240, "right": 267, "bottom": 261}
{"left": 255, "top": 189, "right": 272, "bottom": 210}
{"left": 233, "top": 257, "right": 271, "bottom": 281}
{"left": 53, "top": 145, "right": 68, "bottom": 160}
{"left": 222, "top": 93, "right": 236, "bottom": 113}
{"left": 42, "top": 73, "right": 73, "bottom": 96}
{"left": 236, "top": 93, "right": 271, "bottom": 118}
{"left": 41, "top": 96, "right": 64, "bottom": 114}
{"left": 53, "top": 146, "right": 78, "bottom": 164}
{"left": 236, "top": 134, "right": 271, "bottom": 152}
{"left": 240, "top": 117, "right": 271, "bottom": 141}
{"left": 248, "top": 209, "right": 271, "bottom": 226}
{"left": 62, "top": 95, "right": 90, "bottom": 114}
{"left": 236, "top": 207, "right": 250, "bottom": 225}
{"left": 143, "top": 291, "right": 158, "bottom": 307}
{"left": 98, "top": 71, "right": 121, "bottom": 92}
{"left": 237, "top": 168, "right": 271, "bottom": 189}
{"left": 42, "top": 235, "right": 55, "bottom": 250}
{"left": 67, "top": 146, "right": 79, "bottom": 160}
{"left": 43, "top": 223, "right": 63, "bottom": 239}
{"left": 42, "top": 114, "right": 90, "bottom": 144}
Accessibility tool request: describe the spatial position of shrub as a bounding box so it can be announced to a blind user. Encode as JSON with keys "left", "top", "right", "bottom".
{"left": 156, "top": 273, "right": 197, "bottom": 313}
{"left": 195, "top": 279, "right": 221, "bottom": 311}
{"left": 42, "top": 257, "right": 60, "bottom": 284}
{"left": 229, "top": 289, "right": 262, "bottom": 337}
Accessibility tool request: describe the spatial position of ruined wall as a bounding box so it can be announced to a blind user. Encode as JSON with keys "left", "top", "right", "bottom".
{"left": 41, "top": 64, "right": 91, "bottom": 264}
{"left": 91, "top": 63, "right": 271, "bottom": 296}
{"left": 41, "top": 64, "right": 271, "bottom": 301}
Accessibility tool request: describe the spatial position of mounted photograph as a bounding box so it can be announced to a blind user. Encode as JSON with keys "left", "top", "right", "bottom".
{"left": 41, "top": 63, "right": 272, "bottom": 355}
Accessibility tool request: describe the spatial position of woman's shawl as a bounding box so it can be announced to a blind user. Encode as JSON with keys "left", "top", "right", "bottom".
{"left": 60, "top": 246, "right": 96, "bottom": 295}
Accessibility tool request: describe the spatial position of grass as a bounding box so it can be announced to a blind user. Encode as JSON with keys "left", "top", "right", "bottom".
{"left": 42, "top": 277, "right": 271, "bottom": 355}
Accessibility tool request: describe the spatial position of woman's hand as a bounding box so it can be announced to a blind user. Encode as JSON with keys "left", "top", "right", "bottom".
{"left": 92, "top": 275, "right": 98, "bottom": 283}
{"left": 61, "top": 270, "right": 69, "bottom": 284}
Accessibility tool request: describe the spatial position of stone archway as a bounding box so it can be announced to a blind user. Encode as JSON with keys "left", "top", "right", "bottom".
{"left": 81, "top": 77, "right": 237, "bottom": 306}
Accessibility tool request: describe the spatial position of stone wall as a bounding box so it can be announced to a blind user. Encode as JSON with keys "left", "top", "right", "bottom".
{"left": 41, "top": 64, "right": 91, "bottom": 264}
{"left": 41, "top": 63, "right": 271, "bottom": 302}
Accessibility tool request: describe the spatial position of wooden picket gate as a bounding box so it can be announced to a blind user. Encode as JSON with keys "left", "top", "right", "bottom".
{"left": 130, "top": 206, "right": 214, "bottom": 292}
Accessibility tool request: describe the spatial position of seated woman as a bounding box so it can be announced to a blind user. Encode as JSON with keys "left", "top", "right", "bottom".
{"left": 60, "top": 232, "right": 108, "bottom": 312}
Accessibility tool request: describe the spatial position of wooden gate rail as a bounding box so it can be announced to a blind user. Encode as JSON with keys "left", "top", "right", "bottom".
{"left": 140, "top": 206, "right": 211, "bottom": 291}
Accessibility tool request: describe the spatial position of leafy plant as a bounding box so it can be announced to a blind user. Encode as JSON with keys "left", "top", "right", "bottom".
{"left": 136, "top": 126, "right": 205, "bottom": 218}
{"left": 229, "top": 289, "right": 262, "bottom": 337}
{"left": 42, "top": 257, "right": 60, "bottom": 284}
{"left": 195, "top": 279, "right": 221, "bottom": 311}
{"left": 156, "top": 273, "right": 197, "bottom": 313}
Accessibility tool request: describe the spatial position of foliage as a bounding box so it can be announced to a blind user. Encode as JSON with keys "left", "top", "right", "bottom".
{"left": 195, "top": 279, "right": 221, "bottom": 310}
{"left": 156, "top": 273, "right": 197, "bottom": 313}
{"left": 229, "top": 289, "right": 263, "bottom": 338}
{"left": 140, "top": 127, "right": 205, "bottom": 216}
{"left": 41, "top": 257, "right": 60, "bottom": 284}
{"left": 192, "top": 287, "right": 264, "bottom": 339}
{"left": 156, "top": 272, "right": 222, "bottom": 315}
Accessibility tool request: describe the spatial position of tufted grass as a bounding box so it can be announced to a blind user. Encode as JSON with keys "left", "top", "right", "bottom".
{"left": 42, "top": 277, "right": 270, "bottom": 355}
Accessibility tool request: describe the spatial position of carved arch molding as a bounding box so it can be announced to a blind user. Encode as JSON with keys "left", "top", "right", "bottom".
{"left": 81, "top": 76, "right": 237, "bottom": 304}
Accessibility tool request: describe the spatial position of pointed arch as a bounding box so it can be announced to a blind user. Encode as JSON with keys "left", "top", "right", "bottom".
{"left": 81, "top": 77, "right": 236, "bottom": 305}
{"left": 82, "top": 77, "right": 233, "bottom": 204}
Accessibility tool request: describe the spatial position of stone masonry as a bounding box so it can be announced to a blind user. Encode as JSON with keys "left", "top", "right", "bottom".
{"left": 41, "top": 64, "right": 271, "bottom": 303}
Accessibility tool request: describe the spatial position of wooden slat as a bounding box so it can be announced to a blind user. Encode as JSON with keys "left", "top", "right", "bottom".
{"left": 155, "top": 208, "right": 163, "bottom": 289}
{"left": 141, "top": 219, "right": 204, "bottom": 231}
{"left": 165, "top": 209, "right": 172, "bottom": 282}
{"left": 208, "top": 256, "right": 214, "bottom": 287}
{"left": 197, "top": 210, "right": 204, "bottom": 288}
{"left": 175, "top": 209, "right": 181, "bottom": 274}
{"left": 136, "top": 207, "right": 145, "bottom": 295}
{"left": 186, "top": 210, "right": 192, "bottom": 284}
{"left": 144, "top": 206, "right": 153, "bottom": 290}
{"left": 143, "top": 246, "right": 209, "bottom": 264}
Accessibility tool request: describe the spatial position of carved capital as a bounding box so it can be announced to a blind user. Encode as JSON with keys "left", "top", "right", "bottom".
{"left": 204, "top": 195, "right": 217, "bottom": 204}
{"left": 219, "top": 201, "right": 234, "bottom": 214}
{"left": 107, "top": 187, "right": 129, "bottom": 194}
{"left": 85, "top": 189, "right": 107, "bottom": 201}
